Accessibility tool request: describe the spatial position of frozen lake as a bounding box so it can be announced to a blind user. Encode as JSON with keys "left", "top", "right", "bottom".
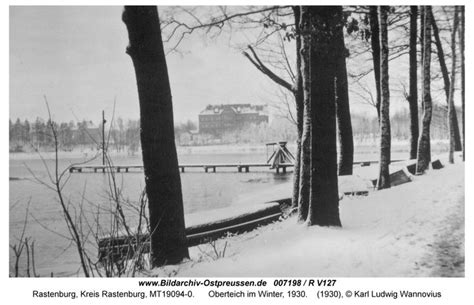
{"left": 9, "top": 150, "right": 292, "bottom": 276}
{"left": 9, "top": 142, "right": 449, "bottom": 276}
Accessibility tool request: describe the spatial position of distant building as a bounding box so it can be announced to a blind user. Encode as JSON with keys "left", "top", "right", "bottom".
{"left": 70, "top": 122, "right": 102, "bottom": 145}
{"left": 198, "top": 104, "right": 268, "bottom": 135}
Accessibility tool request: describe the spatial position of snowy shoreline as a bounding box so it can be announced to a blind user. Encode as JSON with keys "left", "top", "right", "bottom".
{"left": 153, "top": 153, "right": 464, "bottom": 277}
{"left": 9, "top": 140, "right": 450, "bottom": 161}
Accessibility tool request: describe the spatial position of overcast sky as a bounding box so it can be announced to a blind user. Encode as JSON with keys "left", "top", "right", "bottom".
{"left": 10, "top": 5, "right": 458, "bottom": 125}
{"left": 10, "top": 6, "right": 286, "bottom": 124}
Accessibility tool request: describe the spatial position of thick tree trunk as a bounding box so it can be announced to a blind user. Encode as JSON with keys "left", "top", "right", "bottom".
{"left": 416, "top": 6, "right": 433, "bottom": 174}
{"left": 448, "top": 7, "right": 459, "bottom": 164}
{"left": 377, "top": 6, "right": 391, "bottom": 190}
{"left": 430, "top": 11, "right": 462, "bottom": 151}
{"left": 420, "top": 6, "right": 424, "bottom": 76}
{"left": 292, "top": 128, "right": 302, "bottom": 210}
{"left": 122, "top": 6, "right": 189, "bottom": 267}
{"left": 297, "top": 6, "right": 311, "bottom": 222}
{"left": 291, "top": 6, "right": 304, "bottom": 209}
{"left": 408, "top": 6, "right": 419, "bottom": 160}
{"left": 306, "top": 6, "right": 341, "bottom": 227}
{"left": 459, "top": 6, "right": 465, "bottom": 161}
{"left": 369, "top": 6, "right": 381, "bottom": 120}
{"left": 335, "top": 22, "right": 354, "bottom": 176}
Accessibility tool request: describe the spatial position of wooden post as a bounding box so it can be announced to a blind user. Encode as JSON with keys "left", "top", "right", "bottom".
{"left": 102, "top": 110, "right": 106, "bottom": 167}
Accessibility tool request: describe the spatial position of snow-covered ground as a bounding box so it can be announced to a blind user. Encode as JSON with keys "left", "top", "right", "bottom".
{"left": 8, "top": 139, "right": 451, "bottom": 161}
{"left": 157, "top": 155, "right": 464, "bottom": 277}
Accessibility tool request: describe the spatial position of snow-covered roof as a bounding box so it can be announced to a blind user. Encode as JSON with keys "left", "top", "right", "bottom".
{"left": 200, "top": 104, "right": 267, "bottom": 115}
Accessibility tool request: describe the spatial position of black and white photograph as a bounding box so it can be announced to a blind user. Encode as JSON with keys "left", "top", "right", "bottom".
{"left": 7, "top": 2, "right": 468, "bottom": 296}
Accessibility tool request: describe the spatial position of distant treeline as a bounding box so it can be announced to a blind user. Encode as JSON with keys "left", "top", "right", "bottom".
{"left": 9, "top": 118, "right": 141, "bottom": 153}
{"left": 10, "top": 104, "right": 457, "bottom": 153}
{"left": 351, "top": 103, "right": 461, "bottom": 142}
{"left": 8, "top": 117, "right": 200, "bottom": 153}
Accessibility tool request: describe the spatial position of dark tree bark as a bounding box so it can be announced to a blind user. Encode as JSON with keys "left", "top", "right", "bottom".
{"left": 335, "top": 21, "right": 354, "bottom": 176}
{"left": 297, "top": 6, "right": 311, "bottom": 222}
{"left": 369, "top": 6, "right": 381, "bottom": 120}
{"left": 459, "top": 6, "right": 465, "bottom": 161}
{"left": 430, "top": 13, "right": 449, "bottom": 96}
{"left": 448, "top": 7, "right": 459, "bottom": 164}
{"left": 420, "top": 6, "right": 424, "bottom": 75}
{"left": 408, "top": 6, "right": 419, "bottom": 160}
{"left": 122, "top": 6, "right": 189, "bottom": 267}
{"left": 305, "top": 6, "right": 341, "bottom": 227}
{"left": 416, "top": 6, "right": 433, "bottom": 174}
{"left": 430, "top": 10, "right": 462, "bottom": 151}
{"left": 377, "top": 6, "right": 391, "bottom": 190}
{"left": 291, "top": 6, "right": 304, "bottom": 209}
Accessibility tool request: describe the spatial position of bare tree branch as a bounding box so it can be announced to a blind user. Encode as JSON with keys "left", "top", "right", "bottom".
{"left": 242, "top": 45, "right": 294, "bottom": 93}
{"left": 277, "top": 31, "right": 296, "bottom": 83}
{"left": 162, "top": 6, "right": 291, "bottom": 53}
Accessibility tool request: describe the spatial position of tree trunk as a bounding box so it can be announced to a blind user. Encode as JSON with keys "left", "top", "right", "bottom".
{"left": 420, "top": 6, "right": 424, "bottom": 78}
{"left": 416, "top": 6, "right": 433, "bottom": 174}
{"left": 448, "top": 7, "right": 459, "bottom": 164}
{"left": 377, "top": 6, "right": 391, "bottom": 190}
{"left": 408, "top": 6, "right": 419, "bottom": 160}
{"left": 122, "top": 6, "right": 189, "bottom": 267}
{"left": 369, "top": 6, "right": 381, "bottom": 120}
{"left": 430, "top": 11, "right": 462, "bottom": 151}
{"left": 335, "top": 21, "right": 354, "bottom": 176}
{"left": 291, "top": 6, "right": 304, "bottom": 209}
{"left": 306, "top": 6, "right": 341, "bottom": 227}
{"left": 459, "top": 6, "right": 465, "bottom": 161}
{"left": 297, "top": 6, "right": 311, "bottom": 222}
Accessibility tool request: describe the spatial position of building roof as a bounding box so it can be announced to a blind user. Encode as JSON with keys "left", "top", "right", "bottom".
{"left": 200, "top": 104, "right": 267, "bottom": 116}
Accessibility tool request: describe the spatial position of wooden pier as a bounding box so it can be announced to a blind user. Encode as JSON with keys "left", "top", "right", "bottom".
{"left": 69, "top": 163, "right": 295, "bottom": 174}
{"left": 68, "top": 139, "right": 401, "bottom": 174}
{"left": 68, "top": 160, "right": 391, "bottom": 174}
